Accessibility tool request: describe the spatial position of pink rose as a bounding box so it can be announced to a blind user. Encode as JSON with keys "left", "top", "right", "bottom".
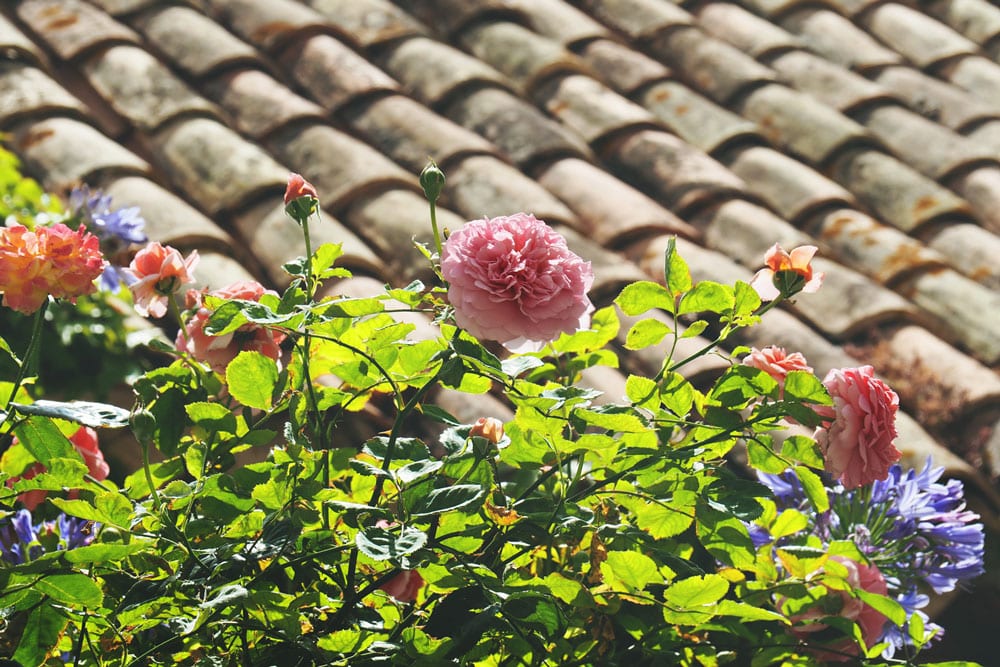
{"left": 814, "top": 366, "right": 900, "bottom": 489}
{"left": 176, "top": 280, "right": 287, "bottom": 374}
{"left": 284, "top": 172, "right": 318, "bottom": 205}
{"left": 469, "top": 417, "right": 505, "bottom": 444}
{"left": 441, "top": 214, "right": 594, "bottom": 351}
{"left": 6, "top": 426, "right": 109, "bottom": 510}
{"left": 750, "top": 243, "right": 824, "bottom": 302}
{"left": 379, "top": 569, "right": 424, "bottom": 603}
{"left": 742, "top": 346, "right": 812, "bottom": 392}
{"left": 128, "top": 242, "right": 199, "bottom": 318}
{"left": 785, "top": 556, "right": 889, "bottom": 661}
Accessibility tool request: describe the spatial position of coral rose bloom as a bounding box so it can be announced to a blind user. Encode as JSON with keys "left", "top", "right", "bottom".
{"left": 815, "top": 366, "right": 901, "bottom": 489}
{"left": 441, "top": 214, "right": 594, "bottom": 351}
{"left": 7, "top": 426, "right": 110, "bottom": 511}
{"left": 750, "top": 243, "right": 824, "bottom": 302}
{"left": 742, "top": 346, "right": 812, "bottom": 389}
{"left": 128, "top": 242, "right": 199, "bottom": 318}
{"left": 379, "top": 569, "right": 424, "bottom": 603}
{"left": 177, "top": 280, "right": 287, "bottom": 374}
{"left": 0, "top": 223, "right": 105, "bottom": 314}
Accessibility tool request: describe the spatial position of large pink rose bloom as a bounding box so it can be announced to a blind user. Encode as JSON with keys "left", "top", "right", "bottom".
{"left": 815, "top": 365, "right": 900, "bottom": 489}
{"left": 441, "top": 214, "right": 594, "bottom": 351}
{"left": 786, "top": 556, "right": 889, "bottom": 662}
{"left": 177, "top": 281, "right": 287, "bottom": 374}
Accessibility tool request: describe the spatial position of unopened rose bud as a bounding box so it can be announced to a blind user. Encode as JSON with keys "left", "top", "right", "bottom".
{"left": 469, "top": 417, "right": 504, "bottom": 444}
{"left": 419, "top": 161, "right": 445, "bottom": 205}
{"left": 284, "top": 172, "right": 318, "bottom": 221}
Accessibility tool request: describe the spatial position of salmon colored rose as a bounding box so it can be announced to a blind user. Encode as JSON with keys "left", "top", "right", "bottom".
{"left": 5, "top": 426, "right": 110, "bottom": 511}
{"left": 469, "top": 417, "right": 505, "bottom": 444}
{"left": 750, "top": 243, "right": 824, "bottom": 302}
{"left": 441, "top": 213, "right": 594, "bottom": 352}
{"left": 379, "top": 569, "right": 424, "bottom": 603}
{"left": 815, "top": 365, "right": 901, "bottom": 490}
{"left": 743, "top": 346, "right": 813, "bottom": 391}
{"left": 177, "top": 280, "right": 287, "bottom": 374}
{"left": 284, "top": 172, "right": 318, "bottom": 204}
{"left": 0, "top": 223, "right": 105, "bottom": 314}
{"left": 128, "top": 242, "right": 199, "bottom": 318}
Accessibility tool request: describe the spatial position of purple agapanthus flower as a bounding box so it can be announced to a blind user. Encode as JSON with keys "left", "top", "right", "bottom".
{"left": 0, "top": 509, "right": 97, "bottom": 565}
{"left": 68, "top": 185, "right": 148, "bottom": 290}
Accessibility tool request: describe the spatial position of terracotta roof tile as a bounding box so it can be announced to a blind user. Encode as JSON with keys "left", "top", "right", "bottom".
{"left": 0, "top": 62, "right": 87, "bottom": 126}
{"left": 605, "top": 129, "right": 749, "bottom": 215}
{"left": 81, "top": 45, "right": 221, "bottom": 132}
{"left": 929, "top": 0, "right": 1000, "bottom": 49}
{"left": 85, "top": 0, "right": 161, "bottom": 17}
{"left": 132, "top": 5, "right": 266, "bottom": 80}
{"left": 573, "top": 0, "right": 693, "bottom": 41}
{"left": 444, "top": 86, "right": 593, "bottom": 168}
{"left": 279, "top": 34, "right": 399, "bottom": 112}
{"left": 341, "top": 93, "right": 500, "bottom": 171}
{"left": 11, "top": 116, "right": 150, "bottom": 190}
{"left": 533, "top": 73, "right": 658, "bottom": 146}
{"left": 767, "top": 50, "right": 895, "bottom": 114}
{"left": 535, "top": 157, "right": 698, "bottom": 246}
{"left": 695, "top": 2, "right": 803, "bottom": 59}
{"left": 558, "top": 225, "right": 648, "bottom": 299}
{"left": 576, "top": 39, "right": 671, "bottom": 96}
{"left": 17, "top": 0, "right": 141, "bottom": 62}
{"left": 203, "top": 68, "right": 325, "bottom": 139}
{"left": 926, "top": 222, "right": 1000, "bottom": 289}
{"left": 939, "top": 54, "right": 1000, "bottom": 107}
{"left": 195, "top": 250, "right": 259, "bottom": 291}
{"left": 505, "top": 0, "right": 611, "bottom": 47}
{"left": 694, "top": 199, "right": 814, "bottom": 268}
{"left": 202, "top": 0, "right": 333, "bottom": 53}
{"left": 725, "top": 145, "right": 855, "bottom": 222}
{"left": 303, "top": 0, "right": 426, "bottom": 48}
{"left": 862, "top": 3, "right": 978, "bottom": 70}
{"left": 460, "top": 20, "right": 591, "bottom": 94}
{"left": 820, "top": 0, "right": 897, "bottom": 18}
{"left": 378, "top": 36, "right": 510, "bottom": 108}
{"left": 267, "top": 122, "right": 417, "bottom": 213}
{"left": 779, "top": 6, "right": 904, "bottom": 72}
{"left": 948, "top": 166, "right": 1000, "bottom": 234}
{"left": 871, "top": 66, "right": 999, "bottom": 130}
{"left": 150, "top": 117, "right": 288, "bottom": 214}
{"left": 0, "top": 11, "right": 45, "bottom": 65}
{"left": 395, "top": 0, "right": 525, "bottom": 37}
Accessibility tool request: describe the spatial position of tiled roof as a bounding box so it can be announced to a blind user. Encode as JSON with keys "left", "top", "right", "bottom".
{"left": 3, "top": 0, "right": 1000, "bottom": 652}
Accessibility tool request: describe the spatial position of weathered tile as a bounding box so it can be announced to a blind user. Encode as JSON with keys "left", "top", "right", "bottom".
{"left": 101, "top": 175, "right": 234, "bottom": 252}
{"left": 279, "top": 34, "right": 399, "bottom": 112}
{"left": 858, "top": 105, "right": 999, "bottom": 180}
{"left": 395, "top": 0, "right": 524, "bottom": 37}
{"left": 926, "top": 223, "right": 1000, "bottom": 289}
{"left": 133, "top": 5, "right": 264, "bottom": 79}
{"left": 193, "top": 251, "right": 259, "bottom": 291}
{"left": 725, "top": 145, "right": 855, "bottom": 222}
{"left": 204, "top": 68, "right": 325, "bottom": 139}
{"left": 151, "top": 117, "right": 288, "bottom": 214}
{"left": 268, "top": 122, "right": 418, "bottom": 213}
{"left": 534, "top": 73, "right": 658, "bottom": 147}
{"left": 606, "top": 129, "right": 748, "bottom": 214}
{"left": 897, "top": 268, "right": 1000, "bottom": 365}
{"left": 872, "top": 66, "right": 999, "bottom": 130}
{"left": 696, "top": 2, "right": 803, "bottom": 58}
{"left": 341, "top": 94, "right": 498, "bottom": 172}
{"left": 17, "top": 0, "right": 140, "bottom": 61}
{"left": 232, "top": 200, "right": 385, "bottom": 286}
{"left": 0, "top": 63, "right": 86, "bottom": 127}
{"left": 821, "top": 0, "right": 900, "bottom": 17}
{"left": 344, "top": 189, "right": 461, "bottom": 283}
{"left": 736, "top": 83, "right": 874, "bottom": 165}
{"left": 738, "top": 0, "right": 822, "bottom": 16}
{"left": 579, "top": 364, "right": 629, "bottom": 406}
{"left": 828, "top": 148, "right": 973, "bottom": 233}
{"left": 576, "top": 39, "right": 671, "bottom": 96}
{"left": 556, "top": 224, "right": 648, "bottom": 300}
{"left": 647, "top": 27, "right": 776, "bottom": 103}
{"left": 536, "top": 157, "right": 698, "bottom": 246}
{"left": 947, "top": 166, "right": 1000, "bottom": 234}
{"left": 10, "top": 117, "right": 149, "bottom": 191}
{"left": 809, "top": 208, "right": 947, "bottom": 285}
{"left": 445, "top": 87, "right": 593, "bottom": 168}
{"left": 506, "top": 0, "right": 611, "bottom": 46}
{"left": 694, "top": 199, "right": 814, "bottom": 270}
{"left": 304, "top": 0, "right": 426, "bottom": 48}
{"left": 460, "top": 21, "right": 590, "bottom": 94}
{"left": 574, "top": 0, "right": 693, "bottom": 41}
{"left": 0, "top": 12, "right": 45, "bottom": 65}
{"left": 862, "top": 3, "right": 978, "bottom": 69}
{"left": 379, "top": 36, "right": 510, "bottom": 108}
{"left": 82, "top": 45, "right": 220, "bottom": 132}
{"left": 86, "top": 0, "right": 159, "bottom": 16}
{"left": 444, "top": 155, "right": 578, "bottom": 227}
{"left": 940, "top": 55, "right": 1000, "bottom": 107}
{"left": 780, "top": 7, "right": 903, "bottom": 72}
{"left": 638, "top": 80, "right": 762, "bottom": 155}
{"left": 929, "top": 0, "right": 1000, "bottom": 47}
{"left": 202, "top": 0, "right": 330, "bottom": 52}
{"left": 768, "top": 50, "right": 894, "bottom": 113}
{"left": 963, "top": 119, "right": 1000, "bottom": 153}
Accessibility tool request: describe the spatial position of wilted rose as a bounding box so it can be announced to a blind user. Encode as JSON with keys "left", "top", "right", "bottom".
{"left": 441, "top": 213, "right": 593, "bottom": 351}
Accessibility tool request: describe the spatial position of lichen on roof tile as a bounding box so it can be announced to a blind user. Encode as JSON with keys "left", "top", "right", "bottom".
{"left": 202, "top": 0, "right": 331, "bottom": 52}
{"left": 86, "top": 0, "right": 159, "bottom": 17}
{"left": 11, "top": 116, "right": 149, "bottom": 190}
{"left": 304, "top": 0, "right": 426, "bottom": 48}
{"left": 693, "top": 199, "right": 814, "bottom": 269}
{"left": 939, "top": 55, "right": 1000, "bottom": 107}
{"left": 556, "top": 224, "right": 648, "bottom": 299}
{"left": 576, "top": 39, "right": 671, "bottom": 96}
{"left": 505, "top": 0, "right": 610, "bottom": 47}
{"left": 695, "top": 2, "right": 803, "bottom": 59}
{"left": 767, "top": 50, "right": 895, "bottom": 114}
{"left": 947, "top": 166, "right": 1000, "bottom": 234}
{"left": 203, "top": 68, "right": 325, "bottom": 139}
{"left": 0, "top": 63, "right": 87, "bottom": 126}
{"left": 395, "top": 0, "right": 525, "bottom": 37}
{"left": 871, "top": 66, "right": 999, "bottom": 130}
{"left": 17, "top": 0, "right": 141, "bottom": 61}
{"left": 82, "top": 45, "right": 221, "bottom": 132}
{"left": 132, "top": 5, "right": 265, "bottom": 80}
{"left": 574, "top": 0, "right": 693, "bottom": 41}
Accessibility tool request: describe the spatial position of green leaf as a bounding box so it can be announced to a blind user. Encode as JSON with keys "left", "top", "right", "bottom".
{"left": 503, "top": 593, "right": 561, "bottom": 635}
{"left": 660, "top": 372, "right": 694, "bottom": 417}
{"left": 633, "top": 500, "right": 695, "bottom": 539}
{"left": 410, "top": 484, "right": 485, "bottom": 517}
{"left": 541, "top": 573, "right": 586, "bottom": 605}
{"left": 600, "top": 550, "right": 660, "bottom": 592}
{"left": 356, "top": 526, "right": 428, "bottom": 561}
{"left": 677, "top": 281, "right": 734, "bottom": 316}
{"left": 770, "top": 509, "right": 809, "bottom": 539}
{"left": 731, "top": 281, "right": 761, "bottom": 323}
{"left": 12, "top": 416, "right": 74, "bottom": 465}
{"left": 664, "top": 574, "right": 729, "bottom": 608}
{"left": 396, "top": 459, "right": 444, "bottom": 485}
{"left": 663, "top": 237, "right": 693, "bottom": 297}
{"left": 573, "top": 408, "right": 647, "bottom": 433}
{"left": 624, "top": 318, "right": 672, "bottom": 350}
{"left": 13, "top": 602, "right": 67, "bottom": 667}
{"left": 185, "top": 401, "right": 236, "bottom": 433}
{"left": 226, "top": 351, "right": 279, "bottom": 410}
{"left": 716, "top": 599, "right": 786, "bottom": 623}
{"left": 855, "top": 589, "right": 906, "bottom": 627}
{"left": 63, "top": 543, "right": 146, "bottom": 564}
{"left": 625, "top": 375, "right": 658, "bottom": 410}
{"left": 780, "top": 435, "right": 824, "bottom": 469}
{"left": 746, "top": 439, "right": 788, "bottom": 475}
{"left": 36, "top": 573, "right": 103, "bottom": 607}
{"left": 501, "top": 356, "right": 545, "bottom": 378}
{"left": 615, "top": 280, "right": 675, "bottom": 316}
{"left": 783, "top": 371, "right": 831, "bottom": 405}
{"left": 794, "top": 465, "right": 830, "bottom": 513}
{"left": 11, "top": 400, "right": 130, "bottom": 428}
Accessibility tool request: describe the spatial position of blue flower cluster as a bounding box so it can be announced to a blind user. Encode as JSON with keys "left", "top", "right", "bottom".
{"left": 0, "top": 509, "right": 96, "bottom": 565}
{"left": 757, "top": 459, "right": 985, "bottom": 658}
{"left": 68, "top": 186, "right": 148, "bottom": 290}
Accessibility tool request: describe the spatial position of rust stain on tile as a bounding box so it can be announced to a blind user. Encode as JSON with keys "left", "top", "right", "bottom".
{"left": 17, "top": 127, "right": 54, "bottom": 150}
{"left": 651, "top": 88, "right": 671, "bottom": 102}
{"left": 882, "top": 242, "right": 925, "bottom": 278}
{"left": 253, "top": 21, "right": 297, "bottom": 45}
{"left": 674, "top": 104, "right": 689, "bottom": 116}
{"left": 45, "top": 15, "right": 79, "bottom": 30}
{"left": 913, "top": 195, "right": 938, "bottom": 216}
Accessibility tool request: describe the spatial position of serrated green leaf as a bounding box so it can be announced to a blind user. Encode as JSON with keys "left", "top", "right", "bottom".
{"left": 63, "top": 543, "right": 146, "bottom": 564}
{"left": 716, "top": 599, "right": 786, "bottom": 623}
{"left": 410, "top": 484, "right": 485, "bottom": 517}
{"left": 625, "top": 375, "right": 658, "bottom": 409}
{"left": 780, "top": 435, "right": 823, "bottom": 469}
{"left": 783, "top": 371, "right": 831, "bottom": 405}
{"left": 794, "top": 465, "right": 830, "bottom": 513}
{"left": 678, "top": 281, "right": 734, "bottom": 316}
{"left": 13, "top": 602, "right": 67, "bottom": 666}
{"left": 747, "top": 439, "right": 789, "bottom": 474}
{"left": 624, "top": 318, "right": 672, "bottom": 350}
{"left": 226, "top": 351, "right": 279, "bottom": 410}
{"left": 770, "top": 509, "right": 809, "bottom": 539}
{"left": 663, "top": 237, "right": 693, "bottom": 297}
{"left": 36, "top": 573, "right": 103, "bottom": 607}
{"left": 12, "top": 416, "right": 74, "bottom": 466}
{"left": 660, "top": 372, "right": 694, "bottom": 417}
{"left": 600, "top": 550, "right": 660, "bottom": 592}
{"left": 356, "top": 526, "right": 427, "bottom": 561}
{"left": 11, "top": 400, "right": 130, "bottom": 428}
{"left": 615, "top": 280, "right": 675, "bottom": 316}
{"left": 664, "top": 574, "right": 728, "bottom": 608}
{"left": 855, "top": 589, "right": 906, "bottom": 627}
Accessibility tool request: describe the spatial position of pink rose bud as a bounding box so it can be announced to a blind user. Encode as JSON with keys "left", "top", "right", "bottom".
{"left": 441, "top": 213, "right": 594, "bottom": 352}
{"left": 814, "top": 365, "right": 901, "bottom": 489}
{"left": 750, "top": 243, "right": 824, "bottom": 302}
{"left": 469, "top": 417, "right": 504, "bottom": 444}
{"left": 379, "top": 569, "right": 424, "bottom": 603}
{"left": 284, "top": 172, "right": 318, "bottom": 205}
